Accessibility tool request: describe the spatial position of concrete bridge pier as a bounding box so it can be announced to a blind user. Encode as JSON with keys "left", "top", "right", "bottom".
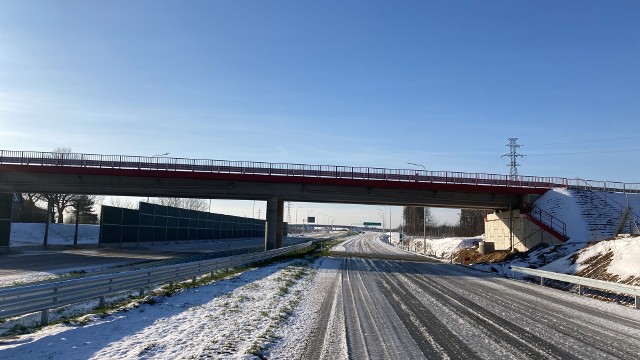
{"left": 265, "top": 197, "right": 284, "bottom": 250}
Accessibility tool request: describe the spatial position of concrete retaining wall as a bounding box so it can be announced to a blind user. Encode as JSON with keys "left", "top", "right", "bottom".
{"left": 485, "top": 210, "right": 563, "bottom": 252}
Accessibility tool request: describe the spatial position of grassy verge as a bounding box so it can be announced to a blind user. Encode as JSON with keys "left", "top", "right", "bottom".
{"left": 245, "top": 259, "right": 313, "bottom": 358}
{"left": 314, "top": 236, "right": 349, "bottom": 257}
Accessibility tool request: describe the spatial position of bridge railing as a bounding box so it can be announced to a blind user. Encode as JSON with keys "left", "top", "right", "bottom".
{"left": 1, "top": 149, "right": 639, "bottom": 193}
{"left": 566, "top": 178, "right": 640, "bottom": 193}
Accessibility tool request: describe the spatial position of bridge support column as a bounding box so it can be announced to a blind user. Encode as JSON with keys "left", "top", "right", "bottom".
{"left": 276, "top": 199, "right": 284, "bottom": 248}
{"left": 0, "top": 193, "right": 11, "bottom": 250}
{"left": 508, "top": 203, "right": 514, "bottom": 252}
{"left": 265, "top": 198, "right": 284, "bottom": 250}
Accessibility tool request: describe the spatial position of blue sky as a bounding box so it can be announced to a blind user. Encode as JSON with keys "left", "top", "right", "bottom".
{"left": 1, "top": 1, "right": 639, "bottom": 227}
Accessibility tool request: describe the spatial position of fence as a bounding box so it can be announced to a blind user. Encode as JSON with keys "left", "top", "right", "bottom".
{"left": 511, "top": 266, "right": 640, "bottom": 309}
{"left": 6, "top": 149, "right": 640, "bottom": 192}
{"left": 100, "top": 202, "right": 280, "bottom": 244}
{"left": 0, "top": 241, "right": 313, "bottom": 325}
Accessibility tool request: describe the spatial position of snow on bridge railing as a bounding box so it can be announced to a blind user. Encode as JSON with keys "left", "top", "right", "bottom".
{"left": 1, "top": 150, "right": 638, "bottom": 193}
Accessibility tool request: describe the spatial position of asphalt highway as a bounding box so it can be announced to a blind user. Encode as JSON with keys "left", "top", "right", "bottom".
{"left": 301, "top": 233, "right": 640, "bottom": 359}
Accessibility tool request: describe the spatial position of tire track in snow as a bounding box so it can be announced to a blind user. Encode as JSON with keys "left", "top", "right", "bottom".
{"left": 402, "top": 261, "right": 640, "bottom": 358}
{"left": 392, "top": 262, "right": 582, "bottom": 359}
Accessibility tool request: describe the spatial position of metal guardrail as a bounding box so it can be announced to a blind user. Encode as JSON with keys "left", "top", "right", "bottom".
{"left": 511, "top": 266, "right": 640, "bottom": 309}
{"left": 0, "top": 242, "right": 313, "bottom": 325}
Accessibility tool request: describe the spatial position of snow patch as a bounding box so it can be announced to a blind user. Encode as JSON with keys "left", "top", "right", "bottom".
{"left": 10, "top": 223, "right": 99, "bottom": 246}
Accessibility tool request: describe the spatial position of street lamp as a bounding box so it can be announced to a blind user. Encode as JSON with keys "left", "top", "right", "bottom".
{"left": 377, "top": 209, "right": 385, "bottom": 240}
{"left": 408, "top": 162, "right": 427, "bottom": 254}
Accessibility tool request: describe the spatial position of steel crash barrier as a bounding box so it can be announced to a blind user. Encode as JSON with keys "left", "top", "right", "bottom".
{"left": 0, "top": 242, "right": 313, "bottom": 325}
{"left": 511, "top": 266, "right": 640, "bottom": 309}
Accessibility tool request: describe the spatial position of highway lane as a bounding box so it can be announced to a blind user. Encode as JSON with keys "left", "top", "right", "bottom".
{"left": 301, "top": 233, "right": 640, "bottom": 359}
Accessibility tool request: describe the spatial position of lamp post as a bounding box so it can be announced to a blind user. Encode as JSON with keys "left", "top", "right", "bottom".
{"left": 388, "top": 206, "right": 392, "bottom": 242}
{"left": 377, "top": 209, "right": 385, "bottom": 241}
{"left": 408, "top": 162, "right": 427, "bottom": 254}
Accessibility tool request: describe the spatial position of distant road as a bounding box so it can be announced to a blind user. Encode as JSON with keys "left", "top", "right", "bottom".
{"left": 302, "top": 233, "right": 640, "bottom": 359}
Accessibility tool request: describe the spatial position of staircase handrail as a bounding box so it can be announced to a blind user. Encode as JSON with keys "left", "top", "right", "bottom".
{"left": 528, "top": 204, "right": 568, "bottom": 238}
{"left": 596, "top": 191, "right": 640, "bottom": 226}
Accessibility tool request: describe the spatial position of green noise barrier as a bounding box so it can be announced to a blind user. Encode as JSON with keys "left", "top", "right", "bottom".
{"left": 99, "top": 202, "right": 287, "bottom": 244}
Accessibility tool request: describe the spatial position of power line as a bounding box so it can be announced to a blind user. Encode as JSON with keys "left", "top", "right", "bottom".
{"left": 502, "top": 138, "right": 525, "bottom": 178}
{"left": 531, "top": 136, "right": 638, "bottom": 147}
{"left": 527, "top": 148, "right": 640, "bottom": 156}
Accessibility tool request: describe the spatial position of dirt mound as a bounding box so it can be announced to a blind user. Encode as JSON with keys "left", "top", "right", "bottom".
{"left": 575, "top": 250, "right": 640, "bottom": 286}
{"left": 453, "top": 248, "right": 514, "bottom": 265}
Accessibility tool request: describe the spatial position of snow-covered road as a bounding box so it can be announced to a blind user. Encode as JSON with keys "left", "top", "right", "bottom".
{"left": 274, "top": 233, "right": 640, "bottom": 359}
{"left": 3, "top": 233, "right": 640, "bottom": 359}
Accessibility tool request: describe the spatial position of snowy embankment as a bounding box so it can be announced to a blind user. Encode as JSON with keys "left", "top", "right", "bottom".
{"left": 0, "top": 257, "right": 319, "bottom": 360}
{"left": 534, "top": 188, "right": 640, "bottom": 242}
{"left": 540, "top": 236, "right": 640, "bottom": 285}
{"left": 10, "top": 223, "right": 99, "bottom": 246}
{"left": 467, "top": 236, "right": 640, "bottom": 288}
{"left": 387, "top": 231, "right": 481, "bottom": 260}
{"left": 390, "top": 228, "right": 640, "bottom": 289}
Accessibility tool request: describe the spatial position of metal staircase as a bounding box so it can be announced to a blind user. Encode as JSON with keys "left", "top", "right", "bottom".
{"left": 597, "top": 192, "right": 640, "bottom": 236}
{"left": 523, "top": 204, "right": 569, "bottom": 242}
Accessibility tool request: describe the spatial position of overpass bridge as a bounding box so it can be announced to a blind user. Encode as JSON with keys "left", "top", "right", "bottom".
{"left": 1, "top": 150, "right": 639, "bottom": 249}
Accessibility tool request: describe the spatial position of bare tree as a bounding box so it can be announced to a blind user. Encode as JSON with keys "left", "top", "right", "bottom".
{"left": 16, "top": 193, "right": 48, "bottom": 222}
{"left": 105, "top": 196, "right": 138, "bottom": 209}
{"left": 154, "top": 197, "right": 208, "bottom": 211}
{"left": 31, "top": 147, "right": 82, "bottom": 223}
{"left": 402, "top": 206, "right": 437, "bottom": 235}
{"left": 32, "top": 193, "right": 79, "bottom": 223}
